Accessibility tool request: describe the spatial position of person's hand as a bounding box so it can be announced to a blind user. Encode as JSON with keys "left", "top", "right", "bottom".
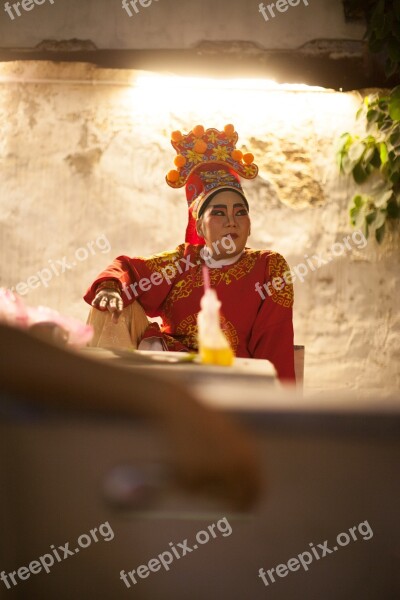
{"left": 92, "top": 288, "right": 123, "bottom": 323}
{"left": 166, "top": 403, "right": 262, "bottom": 511}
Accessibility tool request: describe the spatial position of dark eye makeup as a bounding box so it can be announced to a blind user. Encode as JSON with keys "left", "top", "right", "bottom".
{"left": 209, "top": 208, "right": 248, "bottom": 216}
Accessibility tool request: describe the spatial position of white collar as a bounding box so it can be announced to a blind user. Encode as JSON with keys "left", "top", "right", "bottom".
{"left": 203, "top": 250, "right": 244, "bottom": 269}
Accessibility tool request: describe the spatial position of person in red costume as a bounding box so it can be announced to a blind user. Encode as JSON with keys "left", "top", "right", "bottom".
{"left": 84, "top": 125, "right": 295, "bottom": 382}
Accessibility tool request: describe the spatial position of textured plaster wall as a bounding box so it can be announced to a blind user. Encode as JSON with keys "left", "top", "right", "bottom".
{"left": 0, "top": 0, "right": 365, "bottom": 50}
{"left": 0, "top": 61, "right": 398, "bottom": 395}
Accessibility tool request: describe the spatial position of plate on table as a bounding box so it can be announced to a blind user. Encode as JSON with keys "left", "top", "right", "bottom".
{"left": 111, "top": 349, "right": 198, "bottom": 365}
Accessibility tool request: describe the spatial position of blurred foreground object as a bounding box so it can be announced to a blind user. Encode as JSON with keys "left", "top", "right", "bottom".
{"left": 0, "top": 322, "right": 260, "bottom": 512}
{"left": 0, "top": 287, "right": 93, "bottom": 347}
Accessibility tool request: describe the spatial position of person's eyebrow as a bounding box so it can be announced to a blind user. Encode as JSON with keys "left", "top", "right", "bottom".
{"left": 210, "top": 203, "right": 246, "bottom": 209}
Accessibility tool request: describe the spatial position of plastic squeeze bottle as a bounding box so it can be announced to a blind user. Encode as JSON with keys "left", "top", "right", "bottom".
{"left": 197, "top": 266, "right": 234, "bottom": 366}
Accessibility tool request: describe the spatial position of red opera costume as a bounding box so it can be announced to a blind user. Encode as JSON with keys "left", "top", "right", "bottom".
{"left": 84, "top": 125, "right": 296, "bottom": 382}
{"left": 84, "top": 243, "right": 295, "bottom": 380}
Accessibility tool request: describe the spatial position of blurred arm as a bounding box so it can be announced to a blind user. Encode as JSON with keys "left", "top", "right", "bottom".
{"left": 0, "top": 323, "right": 261, "bottom": 509}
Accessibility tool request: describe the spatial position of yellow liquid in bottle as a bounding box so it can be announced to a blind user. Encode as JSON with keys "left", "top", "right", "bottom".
{"left": 200, "top": 346, "right": 234, "bottom": 366}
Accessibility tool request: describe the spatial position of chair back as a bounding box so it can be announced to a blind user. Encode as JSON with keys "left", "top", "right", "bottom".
{"left": 294, "top": 345, "right": 305, "bottom": 389}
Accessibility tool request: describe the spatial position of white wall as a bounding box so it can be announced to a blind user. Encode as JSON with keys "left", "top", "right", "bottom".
{"left": 0, "top": 60, "right": 398, "bottom": 395}
{"left": 0, "top": 0, "right": 365, "bottom": 50}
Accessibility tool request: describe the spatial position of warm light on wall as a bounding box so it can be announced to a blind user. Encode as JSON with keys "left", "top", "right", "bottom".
{"left": 133, "top": 75, "right": 328, "bottom": 93}
{"left": 0, "top": 65, "right": 359, "bottom": 138}
{"left": 124, "top": 74, "right": 341, "bottom": 131}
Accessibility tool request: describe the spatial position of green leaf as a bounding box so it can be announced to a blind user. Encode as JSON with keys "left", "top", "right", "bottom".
{"left": 337, "top": 132, "right": 352, "bottom": 153}
{"left": 339, "top": 131, "right": 351, "bottom": 140}
{"left": 393, "top": 155, "right": 400, "bottom": 171}
{"left": 389, "top": 96, "right": 400, "bottom": 121}
{"left": 374, "top": 190, "right": 394, "bottom": 208}
{"left": 352, "top": 163, "right": 369, "bottom": 184}
{"left": 390, "top": 170, "right": 400, "bottom": 184}
{"left": 380, "top": 116, "right": 394, "bottom": 132}
{"left": 341, "top": 154, "right": 357, "bottom": 175}
{"left": 367, "top": 109, "right": 379, "bottom": 123}
{"left": 349, "top": 142, "right": 365, "bottom": 162}
{"left": 339, "top": 91, "right": 400, "bottom": 233}
{"left": 356, "top": 107, "right": 364, "bottom": 120}
{"left": 390, "top": 129, "right": 400, "bottom": 146}
{"left": 391, "top": 86, "right": 400, "bottom": 101}
{"left": 374, "top": 209, "right": 387, "bottom": 229}
{"left": 363, "top": 145, "right": 376, "bottom": 165}
{"left": 366, "top": 163, "right": 375, "bottom": 176}
{"left": 377, "top": 97, "right": 389, "bottom": 110}
{"left": 387, "top": 197, "right": 400, "bottom": 218}
{"left": 364, "top": 134, "right": 379, "bottom": 145}
{"left": 350, "top": 207, "right": 360, "bottom": 226}
{"left": 349, "top": 195, "right": 367, "bottom": 227}
{"left": 375, "top": 223, "right": 386, "bottom": 243}
{"left": 385, "top": 58, "right": 399, "bottom": 78}
{"left": 357, "top": 210, "right": 368, "bottom": 230}
{"left": 380, "top": 142, "right": 389, "bottom": 165}
{"left": 370, "top": 147, "right": 381, "bottom": 168}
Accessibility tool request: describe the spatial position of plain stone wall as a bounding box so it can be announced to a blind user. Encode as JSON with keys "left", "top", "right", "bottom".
{"left": 0, "top": 0, "right": 364, "bottom": 50}
{"left": 0, "top": 61, "right": 398, "bottom": 395}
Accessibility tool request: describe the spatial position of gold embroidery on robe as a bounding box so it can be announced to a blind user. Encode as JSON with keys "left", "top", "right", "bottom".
{"left": 220, "top": 317, "right": 240, "bottom": 353}
{"left": 175, "top": 314, "right": 199, "bottom": 350}
{"left": 141, "top": 246, "right": 184, "bottom": 274}
{"left": 163, "top": 250, "right": 259, "bottom": 315}
{"left": 268, "top": 253, "right": 294, "bottom": 308}
{"left": 174, "top": 313, "right": 239, "bottom": 353}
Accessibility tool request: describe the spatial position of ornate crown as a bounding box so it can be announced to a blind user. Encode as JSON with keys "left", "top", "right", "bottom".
{"left": 165, "top": 124, "right": 258, "bottom": 188}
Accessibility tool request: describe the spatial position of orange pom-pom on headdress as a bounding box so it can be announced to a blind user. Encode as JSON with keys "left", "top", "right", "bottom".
{"left": 165, "top": 125, "right": 258, "bottom": 188}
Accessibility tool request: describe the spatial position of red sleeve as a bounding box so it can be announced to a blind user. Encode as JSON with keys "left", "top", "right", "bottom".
{"left": 83, "top": 245, "right": 185, "bottom": 317}
{"left": 248, "top": 252, "right": 295, "bottom": 383}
